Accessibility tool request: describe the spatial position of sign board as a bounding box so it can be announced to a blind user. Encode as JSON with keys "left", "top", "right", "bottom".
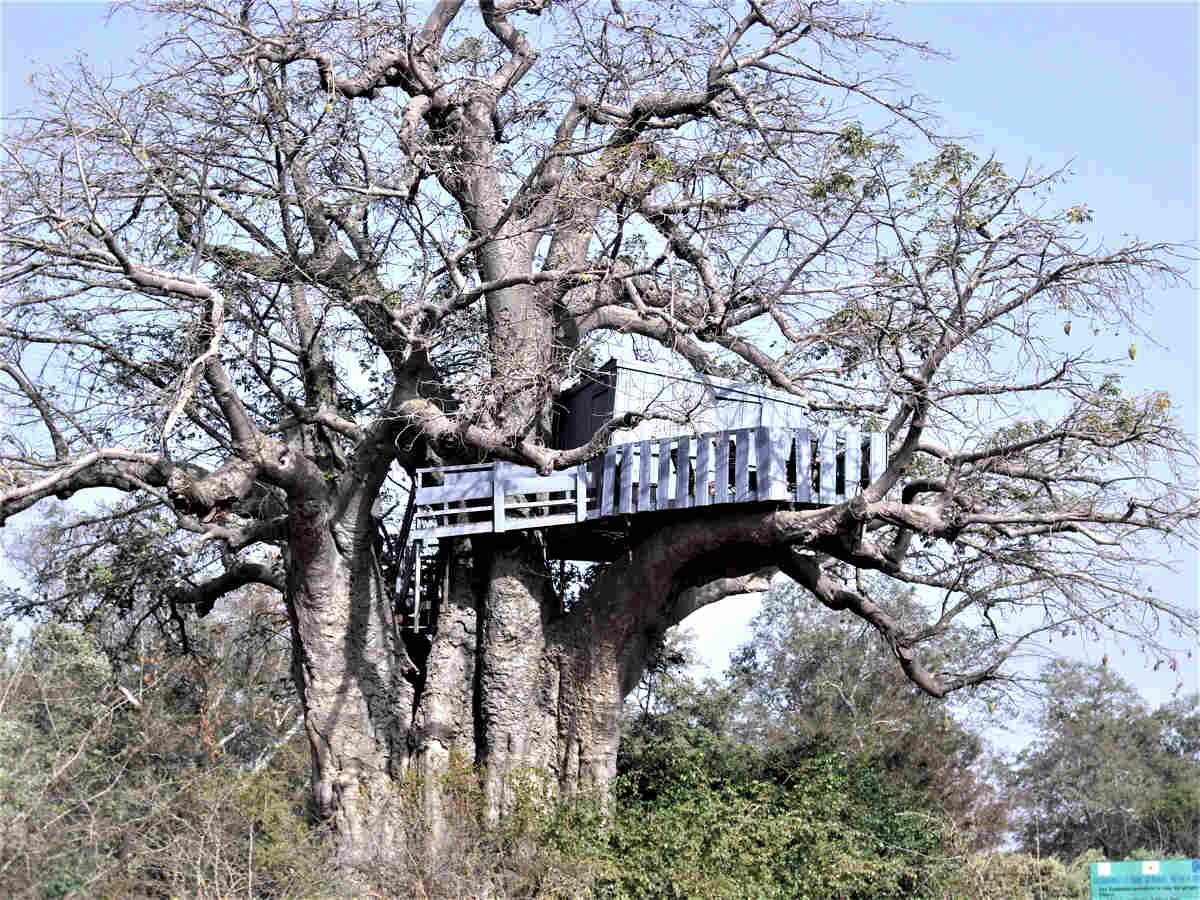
{"left": 1090, "top": 860, "right": 1200, "bottom": 899}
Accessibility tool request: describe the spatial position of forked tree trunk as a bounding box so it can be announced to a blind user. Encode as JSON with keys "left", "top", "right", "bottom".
{"left": 287, "top": 515, "right": 633, "bottom": 869}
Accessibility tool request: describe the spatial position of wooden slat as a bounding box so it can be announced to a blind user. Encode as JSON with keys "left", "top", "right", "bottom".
{"left": 600, "top": 449, "right": 617, "bottom": 516}
{"left": 715, "top": 433, "right": 730, "bottom": 504}
{"left": 735, "top": 430, "right": 751, "bottom": 501}
{"left": 843, "top": 426, "right": 861, "bottom": 497}
{"left": 657, "top": 437, "right": 673, "bottom": 510}
{"left": 413, "top": 499, "right": 491, "bottom": 519}
{"left": 411, "top": 517, "right": 482, "bottom": 536}
{"left": 504, "top": 497, "right": 576, "bottom": 513}
{"left": 415, "top": 482, "right": 491, "bottom": 505}
{"left": 503, "top": 471, "right": 577, "bottom": 494}
{"left": 818, "top": 430, "right": 836, "bottom": 504}
{"left": 575, "top": 466, "right": 587, "bottom": 522}
{"left": 638, "top": 440, "right": 653, "bottom": 511}
{"left": 794, "top": 429, "right": 811, "bottom": 503}
{"left": 416, "top": 520, "right": 497, "bottom": 539}
{"left": 754, "top": 428, "right": 771, "bottom": 501}
{"left": 415, "top": 468, "right": 494, "bottom": 503}
{"left": 619, "top": 444, "right": 634, "bottom": 514}
{"left": 493, "top": 462, "right": 506, "bottom": 532}
{"left": 870, "top": 431, "right": 886, "bottom": 483}
{"left": 769, "top": 429, "right": 793, "bottom": 500}
{"left": 695, "top": 435, "right": 711, "bottom": 507}
{"left": 674, "top": 435, "right": 691, "bottom": 508}
{"left": 589, "top": 458, "right": 602, "bottom": 513}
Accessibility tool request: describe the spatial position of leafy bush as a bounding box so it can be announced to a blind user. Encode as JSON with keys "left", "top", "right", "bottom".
{"left": 6, "top": 619, "right": 1190, "bottom": 898}
{"left": 601, "top": 742, "right": 960, "bottom": 900}
{"left": 0, "top": 622, "right": 333, "bottom": 899}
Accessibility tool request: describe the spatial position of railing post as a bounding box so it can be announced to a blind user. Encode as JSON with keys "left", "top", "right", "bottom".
{"left": 657, "top": 437, "right": 673, "bottom": 509}
{"left": 638, "top": 440, "right": 653, "bottom": 511}
{"left": 575, "top": 465, "right": 587, "bottom": 522}
{"left": 754, "top": 428, "right": 771, "bottom": 501}
{"left": 619, "top": 444, "right": 634, "bottom": 514}
{"left": 695, "top": 434, "right": 711, "bottom": 506}
{"left": 818, "top": 430, "right": 836, "bottom": 504}
{"left": 601, "top": 449, "right": 617, "bottom": 516}
{"left": 714, "top": 432, "right": 730, "bottom": 505}
{"left": 795, "top": 428, "right": 812, "bottom": 503}
{"left": 843, "top": 426, "right": 861, "bottom": 498}
{"left": 869, "top": 431, "right": 887, "bottom": 484}
{"left": 493, "top": 462, "right": 506, "bottom": 532}
{"left": 674, "top": 435, "right": 691, "bottom": 507}
{"left": 735, "top": 430, "right": 752, "bottom": 501}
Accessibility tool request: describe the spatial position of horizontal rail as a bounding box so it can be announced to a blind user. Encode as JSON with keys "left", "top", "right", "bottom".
{"left": 411, "top": 462, "right": 586, "bottom": 540}
{"left": 409, "top": 426, "right": 887, "bottom": 542}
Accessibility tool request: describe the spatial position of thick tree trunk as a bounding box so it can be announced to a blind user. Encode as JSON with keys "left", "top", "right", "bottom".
{"left": 285, "top": 492, "right": 822, "bottom": 872}
{"left": 287, "top": 518, "right": 630, "bottom": 870}
{"left": 474, "top": 535, "right": 623, "bottom": 816}
{"left": 284, "top": 497, "right": 416, "bottom": 865}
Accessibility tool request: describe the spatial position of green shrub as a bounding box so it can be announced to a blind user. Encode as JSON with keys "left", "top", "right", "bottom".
{"left": 598, "top": 747, "right": 960, "bottom": 899}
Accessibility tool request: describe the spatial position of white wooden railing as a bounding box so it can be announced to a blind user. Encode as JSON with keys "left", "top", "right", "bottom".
{"left": 409, "top": 461, "right": 588, "bottom": 541}
{"left": 409, "top": 426, "right": 887, "bottom": 543}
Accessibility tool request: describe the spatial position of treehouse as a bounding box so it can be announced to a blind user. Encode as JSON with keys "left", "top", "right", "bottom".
{"left": 553, "top": 357, "right": 812, "bottom": 448}
{"left": 397, "top": 359, "right": 888, "bottom": 634}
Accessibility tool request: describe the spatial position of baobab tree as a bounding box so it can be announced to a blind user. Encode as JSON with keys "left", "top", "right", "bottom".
{"left": 1, "top": 0, "right": 1195, "bottom": 868}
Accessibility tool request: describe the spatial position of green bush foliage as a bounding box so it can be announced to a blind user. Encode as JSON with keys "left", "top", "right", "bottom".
{"left": 602, "top": 745, "right": 959, "bottom": 899}
{"left": 4, "top": 618, "right": 1192, "bottom": 898}
{"left": 0, "top": 621, "right": 333, "bottom": 899}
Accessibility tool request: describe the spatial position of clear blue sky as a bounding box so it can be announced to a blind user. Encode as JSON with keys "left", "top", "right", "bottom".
{"left": 2, "top": 3, "right": 1197, "bottom": 734}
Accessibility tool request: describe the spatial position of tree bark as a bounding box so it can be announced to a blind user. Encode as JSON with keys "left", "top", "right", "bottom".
{"left": 284, "top": 496, "right": 415, "bottom": 865}
{"left": 286, "top": 515, "right": 636, "bottom": 867}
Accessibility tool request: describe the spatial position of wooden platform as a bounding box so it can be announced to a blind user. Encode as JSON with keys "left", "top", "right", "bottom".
{"left": 409, "top": 426, "right": 887, "bottom": 542}
{"left": 396, "top": 426, "right": 887, "bottom": 631}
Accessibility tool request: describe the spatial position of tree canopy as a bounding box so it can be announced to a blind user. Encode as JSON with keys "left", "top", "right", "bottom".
{"left": 725, "top": 580, "right": 1008, "bottom": 843}
{"left": 1009, "top": 660, "right": 1200, "bottom": 861}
